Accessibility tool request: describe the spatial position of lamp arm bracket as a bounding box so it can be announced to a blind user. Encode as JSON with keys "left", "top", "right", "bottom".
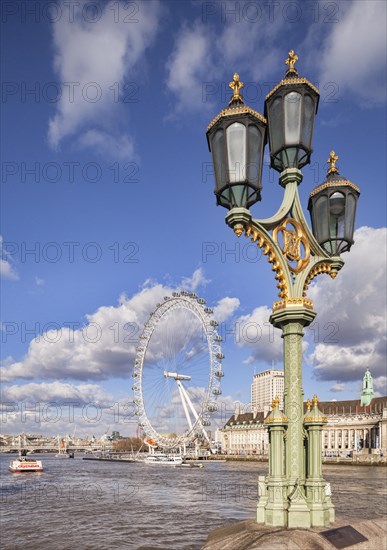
{"left": 253, "top": 180, "right": 298, "bottom": 230}
{"left": 293, "top": 256, "right": 345, "bottom": 298}
{"left": 241, "top": 220, "right": 293, "bottom": 301}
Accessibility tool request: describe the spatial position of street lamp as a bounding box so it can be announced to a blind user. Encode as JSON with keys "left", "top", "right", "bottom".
{"left": 206, "top": 73, "right": 267, "bottom": 209}
{"left": 265, "top": 50, "right": 319, "bottom": 172}
{"left": 308, "top": 151, "right": 360, "bottom": 256}
{"left": 206, "top": 51, "right": 360, "bottom": 529}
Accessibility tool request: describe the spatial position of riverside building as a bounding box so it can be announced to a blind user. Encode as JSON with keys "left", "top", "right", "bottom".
{"left": 217, "top": 369, "right": 387, "bottom": 457}
{"left": 251, "top": 368, "right": 284, "bottom": 413}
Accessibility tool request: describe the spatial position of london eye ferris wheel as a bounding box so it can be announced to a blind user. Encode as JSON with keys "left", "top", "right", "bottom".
{"left": 132, "top": 292, "right": 224, "bottom": 449}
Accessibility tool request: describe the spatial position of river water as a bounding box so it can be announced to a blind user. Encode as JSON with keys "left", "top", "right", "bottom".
{"left": 1, "top": 455, "right": 386, "bottom": 549}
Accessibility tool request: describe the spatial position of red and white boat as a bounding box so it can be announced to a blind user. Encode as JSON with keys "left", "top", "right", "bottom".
{"left": 9, "top": 451, "right": 43, "bottom": 473}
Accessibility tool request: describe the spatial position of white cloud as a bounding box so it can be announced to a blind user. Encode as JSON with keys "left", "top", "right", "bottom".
{"left": 2, "top": 381, "right": 112, "bottom": 407}
{"left": 48, "top": 0, "right": 161, "bottom": 156}
{"left": 181, "top": 267, "right": 210, "bottom": 291}
{"left": 0, "top": 270, "right": 214, "bottom": 383}
{"left": 165, "top": 2, "right": 285, "bottom": 115}
{"left": 166, "top": 22, "right": 218, "bottom": 115}
{"left": 308, "top": 227, "right": 387, "bottom": 387}
{"left": 236, "top": 305, "right": 283, "bottom": 365}
{"left": 0, "top": 259, "right": 19, "bottom": 281}
{"left": 213, "top": 297, "right": 240, "bottom": 323}
{"left": 0, "top": 236, "right": 19, "bottom": 280}
{"left": 330, "top": 383, "right": 345, "bottom": 393}
{"left": 35, "top": 276, "right": 45, "bottom": 286}
{"left": 319, "top": 1, "right": 386, "bottom": 105}
{"left": 77, "top": 129, "right": 136, "bottom": 161}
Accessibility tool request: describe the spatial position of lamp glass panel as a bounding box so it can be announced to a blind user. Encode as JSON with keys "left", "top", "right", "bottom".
{"left": 329, "top": 191, "right": 345, "bottom": 216}
{"left": 301, "top": 94, "right": 315, "bottom": 148}
{"left": 212, "top": 128, "right": 226, "bottom": 190}
{"left": 247, "top": 124, "right": 261, "bottom": 183}
{"left": 231, "top": 185, "right": 247, "bottom": 207}
{"left": 284, "top": 91, "right": 301, "bottom": 145}
{"left": 345, "top": 193, "right": 356, "bottom": 238}
{"left": 269, "top": 97, "right": 283, "bottom": 151}
{"left": 329, "top": 213, "right": 345, "bottom": 240}
{"left": 227, "top": 122, "right": 246, "bottom": 183}
{"left": 281, "top": 147, "right": 298, "bottom": 169}
{"left": 315, "top": 195, "right": 329, "bottom": 242}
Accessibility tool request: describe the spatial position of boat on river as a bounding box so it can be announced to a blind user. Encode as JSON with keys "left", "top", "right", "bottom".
{"left": 144, "top": 454, "right": 183, "bottom": 465}
{"left": 55, "top": 436, "right": 74, "bottom": 458}
{"left": 9, "top": 450, "right": 43, "bottom": 473}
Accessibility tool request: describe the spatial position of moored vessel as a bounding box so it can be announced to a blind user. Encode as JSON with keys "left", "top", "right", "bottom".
{"left": 144, "top": 453, "right": 183, "bottom": 465}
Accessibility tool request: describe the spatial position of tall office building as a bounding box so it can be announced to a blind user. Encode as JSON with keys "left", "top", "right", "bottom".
{"left": 251, "top": 369, "right": 284, "bottom": 412}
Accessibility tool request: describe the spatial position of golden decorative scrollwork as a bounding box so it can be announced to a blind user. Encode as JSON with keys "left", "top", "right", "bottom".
{"left": 302, "top": 262, "right": 335, "bottom": 296}
{"left": 304, "top": 415, "right": 327, "bottom": 423}
{"left": 264, "top": 415, "right": 289, "bottom": 424}
{"left": 207, "top": 104, "right": 266, "bottom": 132}
{"left": 273, "top": 217, "right": 310, "bottom": 274}
{"left": 306, "top": 399, "right": 312, "bottom": 411}
{"left": 309, "top": 179, "right": 360, "bottom": 197}
{"left": 272, "top": 298, "right": 313, "bottom": 312}
{"left": 243, "top": 225, "right": 289, "bottom": 300}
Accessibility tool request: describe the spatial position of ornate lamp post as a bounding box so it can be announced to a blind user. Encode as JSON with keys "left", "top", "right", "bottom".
{"left": 206, "top": 52, "right": 360, "bottom": 529}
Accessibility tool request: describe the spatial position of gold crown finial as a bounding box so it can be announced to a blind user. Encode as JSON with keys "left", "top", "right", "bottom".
{"left": 285, "top": 50, "right": 298, "bottom": 74}
{"left": 327, "top": 150, "right": 339, "bottom": 176}
{"left": 312, "top": 394, "right": 319, "bottom": 407}
{"left": 306, "top": 399, "right": 312, "bottom": 410}
{"left": 272, "top": 395, "right": 280, "bottom": 410}
{"left": 229, "top": 73, "right": 244, "bottom": 104}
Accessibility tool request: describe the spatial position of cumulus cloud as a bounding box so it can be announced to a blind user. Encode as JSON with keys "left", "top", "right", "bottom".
{"left": 0, "top": 236, "right": 19, "bottom": 280}
{"left": 166, "top": 22, "right": 218, "bottom": 114}
{"left": 166, "top": 2, "right": 285, "bottom": 115}
{"left": 330, "top": 383, "right": 345, "bottom": 393}
{"left": 308, "top": 227, "right": 386, "bottom": 389}
{"left": 48, "top": 0, "right": 161, "bottom": 156}
{"left": 0, "top": 270, "right": 235, "bottom": 383}
{"left": 213, "top": 297, "right": 240, "bottom": 323}
{"left": 2, "top": 381, "right": 113, "bottom": 407}
{"left": 236, "top": 305, "right": 283, "bottom": 365}
{"left": 77, "top": 129, "right": 136, "bottom": 161}
{"left": 180, "top": 267, "right": 210, "bottom": 291}
{"left": 1, "top": 283, "right": 168, "bottom": 383}
{"left": 318, "top": 1, "right": 386, "bottom": 105}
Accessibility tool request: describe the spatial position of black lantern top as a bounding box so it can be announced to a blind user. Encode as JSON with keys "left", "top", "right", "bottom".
{"left": 265, "top": 51, "right": 320, "bottom": 173}
{"left": 308, "top": 151, "right": 360, "bottom": 256}
{"left": 206, "top": 73, "right": 267, "bottom": 209}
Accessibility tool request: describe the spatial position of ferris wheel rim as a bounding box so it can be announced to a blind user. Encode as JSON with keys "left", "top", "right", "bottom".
{"left": 132, "top": 293, "right": 224, "bottom": 448}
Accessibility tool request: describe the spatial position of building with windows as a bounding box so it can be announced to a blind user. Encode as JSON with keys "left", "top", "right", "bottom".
{"left": 251, "top": 368, "right": 284, "bottom": 413}
{"left": 217, "top": 370, "right": 387, "bottom": 458}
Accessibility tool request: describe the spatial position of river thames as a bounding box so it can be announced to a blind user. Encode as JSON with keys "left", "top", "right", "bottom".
{"left": 1, "top": 455, "right": 386, "bottom": 549}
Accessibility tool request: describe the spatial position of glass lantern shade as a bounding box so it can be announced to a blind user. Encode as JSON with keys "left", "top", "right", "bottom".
{"left": 308, "top": 178, "right": 360, "bottom": 256}
{"left": 207, "top": 111, "right": 267, "bottom": 209}
{"left": 265, "top": 80, "right": 319, "bottom": 172}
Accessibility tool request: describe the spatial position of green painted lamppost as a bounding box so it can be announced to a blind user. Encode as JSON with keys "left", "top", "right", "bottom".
{"left": 206, "top": 51, "right": 360, "bottom": 528}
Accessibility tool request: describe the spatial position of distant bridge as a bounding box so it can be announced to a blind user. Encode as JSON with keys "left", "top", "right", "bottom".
{"left": 0, "top": 444, "right": 111, "bottom": 454}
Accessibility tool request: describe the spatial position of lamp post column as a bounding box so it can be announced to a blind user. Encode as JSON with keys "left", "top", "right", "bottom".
{"left": 270, "top": 305, "right": 316, "bottom": 529}
{"left": 304, "top": 396, "right": 335, "bottom": 526}
{"left": 258, "top": 397, "right": 288, "bottom": 526}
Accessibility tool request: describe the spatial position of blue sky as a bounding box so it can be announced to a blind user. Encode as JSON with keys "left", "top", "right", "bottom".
{"left": 1, "top": 0, "right": 386, "bottom": 437}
